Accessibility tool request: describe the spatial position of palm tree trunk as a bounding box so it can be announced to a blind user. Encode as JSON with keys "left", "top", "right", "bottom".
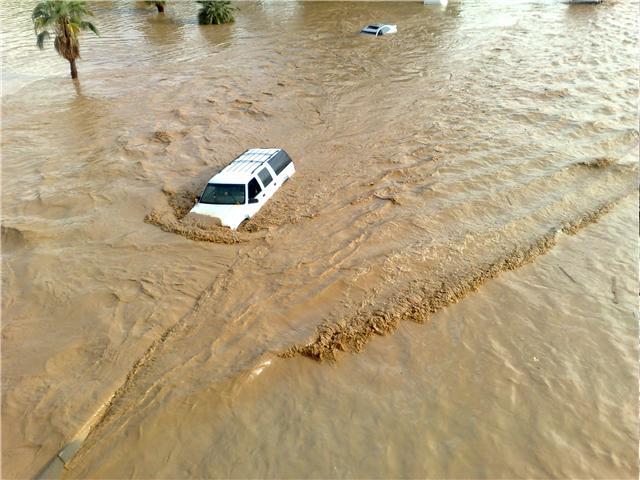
{"left": 156, "top": 2, "right": 164, "bottom": 13}
{"left": 69, "top": 58, "right": 78, "bottom": 79}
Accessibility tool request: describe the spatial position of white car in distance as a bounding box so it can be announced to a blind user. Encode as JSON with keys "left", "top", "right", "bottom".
{"left": 360, "top": 24, "right": 397, "bottom": 36}
{"left": 190, "top": 148, "right": 295, "bottom": 230}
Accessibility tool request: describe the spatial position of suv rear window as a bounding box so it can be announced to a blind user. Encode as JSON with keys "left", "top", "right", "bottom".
{"left": 268, "top": 151, "right": 292, "bottom": 176}
{"left": 200, "top": 183, "right": 245, "bottom": 205}
{"left": 257, "top": 168, "right": 273, "bottom": 187}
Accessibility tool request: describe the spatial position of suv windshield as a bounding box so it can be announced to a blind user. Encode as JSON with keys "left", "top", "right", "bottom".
{"left": 200, "top": 183, "right": 245, "bottom": 205}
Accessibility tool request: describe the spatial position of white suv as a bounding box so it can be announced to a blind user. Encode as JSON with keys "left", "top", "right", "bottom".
{"left": 360, "top": 24, "right": 397, "bottom": 36}
{"left": 189, "top": 148, "right": 295, "bottom": 230}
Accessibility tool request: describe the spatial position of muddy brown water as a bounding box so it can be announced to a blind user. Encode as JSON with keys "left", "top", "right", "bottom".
{"left": 1, "top": 1, "right": 638, "bottom": 478}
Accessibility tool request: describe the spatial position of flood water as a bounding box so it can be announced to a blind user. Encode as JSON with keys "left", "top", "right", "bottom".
{"left": 1, "top": 0, "right": 638, "bottom": 478}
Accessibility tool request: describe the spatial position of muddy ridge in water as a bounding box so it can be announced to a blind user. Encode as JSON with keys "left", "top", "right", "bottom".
{"left": 56, "top": 190, "right": 632, "bottom": 474}
{"left": 576, "top": 157, "right": 617, "bottom": 169}
{"left": 282, "top": 196, "right": 625, "bottom": 361}
{"left": 63, "top": 274, "right": 222, "bottom": 472}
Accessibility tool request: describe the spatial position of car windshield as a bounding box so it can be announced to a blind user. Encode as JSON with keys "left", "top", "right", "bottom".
{"left": 200, "top": 183, "right": 245, "bottom": 205}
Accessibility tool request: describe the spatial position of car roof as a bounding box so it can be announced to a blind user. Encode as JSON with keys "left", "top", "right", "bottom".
{"left": 209, "top": 148, "right": 280, "bottom": 184}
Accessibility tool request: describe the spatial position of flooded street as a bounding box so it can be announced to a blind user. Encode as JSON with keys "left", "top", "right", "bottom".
{"left": 63, "top": 195, "right": 640, "bottom": 479}
{"left": 1, "top": 0, "right": 638, "bottom": 478}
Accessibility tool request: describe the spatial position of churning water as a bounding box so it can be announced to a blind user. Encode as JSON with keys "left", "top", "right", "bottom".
{"left": 1, "top": 1, "right": 638, "bottom": 478}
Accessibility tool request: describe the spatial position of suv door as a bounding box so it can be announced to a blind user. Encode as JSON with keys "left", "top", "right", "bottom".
{"left": 257, "top": 167, "right": 276, "bottom": 200}
{"left": 247, "top": 177, "right": 264, "bottom": 202}
{"left": 245, "top": 177, "right": 264, "bottom": 218}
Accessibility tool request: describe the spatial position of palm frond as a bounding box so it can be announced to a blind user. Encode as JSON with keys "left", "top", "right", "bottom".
{"left": 67, "top": 1, "right": 93, "bottom": 18}
{"left": 197, "top": 0, "right": 237, "bottom": 25}
{"left": 79, "top": 20, "right": 98, "bottom": 35}
{"left": 36, "top": 30, "right": 50, "bottom": 49}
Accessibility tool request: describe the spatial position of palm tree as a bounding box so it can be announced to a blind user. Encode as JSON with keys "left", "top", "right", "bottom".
{"left": 197, "top": 0, "right": 237, "bottom": 25}
{"left": 32, "top": 0, "right": 98, "bottom": 80}
{"left": 145, "top": 1, "right": 166, "bottom": 13}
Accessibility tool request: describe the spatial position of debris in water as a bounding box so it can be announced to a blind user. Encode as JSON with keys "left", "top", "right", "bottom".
{"left": 577, "top": 157, "right": 615, "bottom": 168}
{"left": 153, "top": 131, "right": 173, "bottom": 144}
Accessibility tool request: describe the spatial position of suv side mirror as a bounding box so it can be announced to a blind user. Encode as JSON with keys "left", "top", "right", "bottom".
{"left": 249, "top": 198, "right": 259, "bottom": 204}
{"left": 195, "top": 196, "right": 200, "bottom": 203}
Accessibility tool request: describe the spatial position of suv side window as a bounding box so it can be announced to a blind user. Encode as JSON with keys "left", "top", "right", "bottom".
{"left": 258, "top": 168, "right": 273, "bottom": 187}
{"left": 268, "top": 151, "right": 292, "bottom": 176}
{"left": 248, "top": 178, "right": 262, "bottom": 199}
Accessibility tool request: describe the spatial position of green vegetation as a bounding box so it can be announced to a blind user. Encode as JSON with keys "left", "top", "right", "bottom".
{"left": 30, "top": 0, "right": 240, "bottom": 80}
{"left": 145, "top": 1, "right": 166, "bottom": 13}
{"left": 32, "top": 0, "right": 98, "bottom": 79}
{"left": 197, "top": 0, "right": 237, "bottom": 25}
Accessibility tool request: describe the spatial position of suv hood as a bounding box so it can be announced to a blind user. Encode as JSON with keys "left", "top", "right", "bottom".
{"left": 189, "top": 203, "right": 246, "bottom": 230}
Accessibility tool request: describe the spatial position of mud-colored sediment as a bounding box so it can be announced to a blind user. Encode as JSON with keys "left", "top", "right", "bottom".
{"left": 144, "top": 185, "right": 254, "bottom": 244}
{"left": 145, "top": 208, "right": 251, "bottom": 244}
{"left": 46, "top": 193, "right": 631, "bottom": 475}
{"left": 144, "top": 210, "right": 251, "bottom": 244}
{"left": 281, "top": 197, "right": 624, "bottom": 361}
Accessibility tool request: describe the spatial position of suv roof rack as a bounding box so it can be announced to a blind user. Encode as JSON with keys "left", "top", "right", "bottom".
{"left": 211, "top": 149, "right": 280, "bottom": 182}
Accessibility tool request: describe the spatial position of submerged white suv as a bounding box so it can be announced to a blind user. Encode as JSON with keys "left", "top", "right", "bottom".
{"left": 189, "top": 148, "right": 295, "bottom": 230}
{"left": 360, "top": 24, "right": 397, "bottom": 36}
